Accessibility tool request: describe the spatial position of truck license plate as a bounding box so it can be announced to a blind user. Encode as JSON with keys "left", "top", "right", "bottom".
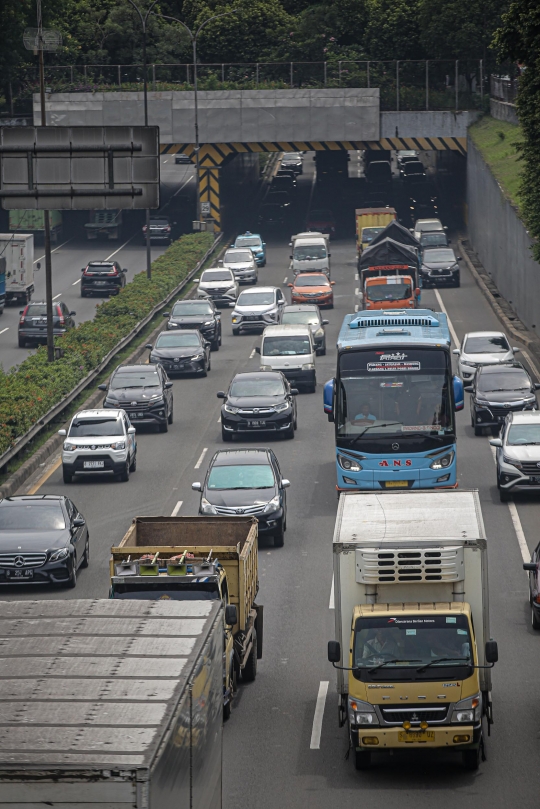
{"left": 6, "top": 569, "right": 34, "bottom": 579}
{"left": 83, "top": 460, "right": 105, "bottom": 469}
{"left": 385, "top": 480, "right": 407, "bottom": 488}
{"left": 398, "top": 730, "right": 435, "bottom": 742}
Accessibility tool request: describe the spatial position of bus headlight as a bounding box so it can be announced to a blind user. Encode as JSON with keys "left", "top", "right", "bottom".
{"left": 429, "top": 450, "right": 455, "bottom": 470}
{"left": 338, "top": 454, "right": 363, "bottom": 472}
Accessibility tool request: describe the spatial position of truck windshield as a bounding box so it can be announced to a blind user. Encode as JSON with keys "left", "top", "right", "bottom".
{"left": 353, "top": 615, "right": 473, "bottom": 679}
{"left": 366, "top": 282, "right": 412, "bottom": 302}
{"left": 111, "top": 582, "right": 220, "bottom": 599}
{"left": 262, "top": 336, "right": 311, "bottom": 356}
{"left": 294, "top": 246, "right": 326, "bottom": 260}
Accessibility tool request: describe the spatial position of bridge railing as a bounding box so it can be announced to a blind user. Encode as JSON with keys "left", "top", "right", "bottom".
{"left": 490, "top": 75, "right": 518, "bottom": 104}
{"left": 17, "top": 59, "right": 486, "bottom": 111}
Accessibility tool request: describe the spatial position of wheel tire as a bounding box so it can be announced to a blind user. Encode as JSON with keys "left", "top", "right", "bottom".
{"left": 66, "top": 558, "right": 77, "bottom": 588}
{"left": 532, "top": 606, "right": 540, "bottom": 630}
{"left": 207, "top": 356, "right": 211, "bottom": 372}
{"left": 18, "top": 337, "right": 26, "bottom": 348}
{"left": 455, "top": 276, "right": 461, "bottom": 288}
{"left": 159, "top": 418, "right": 169, "bottom": 433}
{"left": 211, "top": 338, "right": 220, "bottom": 351}
{"left": 168, "top": 406, "right": 173, "bottom": 425}
{"left": 354, "top": 750, "right": 372, "bottom": 770}
{"left": 223, "top": 694, "right": 232, "bottom": 721}
{"left": 222, "top": 427, "right": 233, "bottom": 442}
{"left": 319, "top": 344, "right": 326, "bottom": 356}
{"left": 474, "top": 425, "right": 483, "bottom": 436}
{"left": 273, "top": 522, "right": 285, "bottom": 547}
{"left": 120, "top": 461, "right": 130, "bottom": 482}
{"left": 242, "top": 629, "right": 258, "bottom": 682}
{"left": 81, "top": 288, "right": 87, "bottom": 297}
{"left": 499, "top": 488, "right": 510, "bottom": 502}
{"left": 462, "top": 747, "right": 480, "bottom": 771}
{"left": 63, "top": 468, "right": 72, "bottom": 484}
{"left": 80, "top": 536, "right": 90, "bottom": 568}
{"left": 129, "top": 452, "right": 137, "bottom": 472}
{"left": 284, "top": 423, "right": 295, "bottom": 439}
{"left": 232, "top": 328, "right": 240, "bottom": 336}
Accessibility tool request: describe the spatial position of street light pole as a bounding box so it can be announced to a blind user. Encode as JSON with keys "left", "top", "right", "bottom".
{"left": 127, "top": 0, "right": 158, "bottom": 280}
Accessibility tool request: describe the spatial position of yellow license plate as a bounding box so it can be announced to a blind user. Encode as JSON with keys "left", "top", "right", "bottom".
{"left": 398, "top": 730, "right": 435, "bottom": 743}
{"left": 385, "top": 480, "right": 408, "bottom": 488}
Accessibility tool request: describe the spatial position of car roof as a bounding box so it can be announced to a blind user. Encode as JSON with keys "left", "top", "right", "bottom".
{"left": 240, "top": 286, "right": 277, "bottom": 294}
{"left": 115, "top": 364, "right": 158, "bottom": 373}
{"left": 464, "top": 330, "right": 507, "bottom": 339}
{"left": 236, "top": 232, "right": 262, "bottom": 239}
{"left": 282, "top": 303, "right": 319, "bottom": 312}
{"left": 232, "top": 371, "right": 284, "bottom": 382}
{"left": 508, "top": 411, "right": 540, "bottom": 423}
{"left": 73, "top": 409, "right": 124, "bottom": 419}
{"left": 477, "top": 362, "right": 525, "bottom": 374}
{"left": 423, "top": 247, "right": 454, "bottom": 253}
{"left": 262, "top": 324, "right": 311, "bottom": 336}
{"left": 0, "top": 495, "right": 65, "bottom": 507}
{"left": 211, "top": 449, "right": 272, "bottom": 466}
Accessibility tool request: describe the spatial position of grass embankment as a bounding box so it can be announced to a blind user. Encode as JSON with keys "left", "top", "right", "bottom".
{"left": 0, "top": 232, "right": 214, "bottom": 458}
{"left": 469, "top": 115, "right": 522, "bottom": 209}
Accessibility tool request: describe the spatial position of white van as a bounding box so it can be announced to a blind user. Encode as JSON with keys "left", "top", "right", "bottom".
{"left": 289, "top": 232, "right": 330, "bottom": 276}
{"left": 257, "top": 324, "right": 316, "bottom": 392}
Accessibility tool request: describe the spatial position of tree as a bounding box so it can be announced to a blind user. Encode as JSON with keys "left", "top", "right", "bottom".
{"left": 419, "top": 0, "right": 509, "bottom": 65}
{"left": 363, "top": 0, "right": 424, "bottom": 61}
{"left": 494, "top": 0, "right": 540, "bottom": 259}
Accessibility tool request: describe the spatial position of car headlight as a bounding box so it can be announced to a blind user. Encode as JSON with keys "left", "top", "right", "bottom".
{"left": 451, "top": 694, "right": 481, "bottom": 724}
{"left": 460, "top": 360, "right": 476, "bottom": 368}
{"left": 150, "top": 398, "right": 164, "bottom": 407}
{"left": 226, "top": 288, "right": 237, "bottom": 295}
{"left": 338, "top": 454, "right": 363, "bottom": 472}
{"left": 475, "top": 398, "right": 489, "bottom": 405}
{"left": 63, "top": 442, "right": 77, "bottom": 452}
{"left": 49, "top": 547, "right": 70, "bottom": 562}
{"left": 224, "top": 404, "right": 239, "bottom": 414}
{"left": 302, "top": 363, "right": 315, "bottom": 370}
{"left": 275, "top": 401, "right": 290, "bottom": 413}
{"left": 203, "top": 320, "right": 215, "bottom": 326}
{"left": 348, "top": 697, "right": 379, "bottom": 726}
{"left": 168, "top": 321, "right": 178, "bottom": 328}
{"left": 429, "top": 450, "right": 455, "bottom": 470}
{"left": 503, "top": 454, "right": 522, "bottom": 469}
{"left": 110, "top": 441, "right": 126, "bottom": 450}
{"left": 200, "top": 498, "right": 217, "bottom": 514}
{"left": 264, "top": 495, "right": 280, "bottom": 513}
{"left": 191, "top": 353, "right": 205, "bottom": 361}
{"left": 232, "top": 315, "right": 239, "bottom": 322}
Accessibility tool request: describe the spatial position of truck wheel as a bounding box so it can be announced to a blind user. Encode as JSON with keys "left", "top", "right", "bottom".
{"left": 242, "top": 629, "right": 258, "bottom": 682}
{"left": 462, "top": 747, "right": 480, "bottom": 770}
{"left": 354, "top": 750, "right": 371, "bottom": 770}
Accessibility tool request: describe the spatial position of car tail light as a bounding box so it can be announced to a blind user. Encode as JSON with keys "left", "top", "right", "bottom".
{"left": 108, "top": 266, "right": 119, "bottom": 276}
{"left": 143, "top": 225, "right": 147, "bottom": 233}
{"left": 535, "top": 594, "right": 540, "bottom": 604}
{"left": 83, "top": 266, "right": 89, "bottom": 276}
{"left": 164, "top": 226, "right": 171, "bottom": 232}
{"left": 57, "top": 306, "right": 65, "bottom": 325}
{"left": 19, "top": 305, "right": 28, "bottom": 324}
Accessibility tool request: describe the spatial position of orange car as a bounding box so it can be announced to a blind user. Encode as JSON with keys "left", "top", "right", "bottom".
{"left": 288, "top": 272, "right": 335, "bottom": 308}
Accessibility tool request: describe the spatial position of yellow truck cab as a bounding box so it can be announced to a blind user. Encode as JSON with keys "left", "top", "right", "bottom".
{"left": 356, "top": 208, "right": 396, "bottom": 256}
{"left": 328, "top": 490, "right": 497, "bottom": 771}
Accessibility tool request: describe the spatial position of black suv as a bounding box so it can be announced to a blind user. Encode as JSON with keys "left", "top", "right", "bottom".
{"left": 192, "top": 448, "right": 290, "bottom": 547}
{"left": 81, "top": 261, "right": 127, "bottom": 297}
{"left": 162, "top": 299, "right": 221, "bottom": 351}
{"left": 18, "top": 301, "right": 76, "bottom": 347}
{"left": 218, "top": 372, "right": 298, "bottom": 441}
{"left": 144, "top": 216, "right": 174, "bottom": 244}
{"left": 99, "top": 364, "right": 174, "bottom": 432}
{"left": 466, "top": 362, "right": 540, "bottom": 436}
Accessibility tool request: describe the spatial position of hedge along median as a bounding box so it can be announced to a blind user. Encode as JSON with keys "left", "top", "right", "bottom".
{"left": 0, "top": 232, "right": 214, "bottom": 456}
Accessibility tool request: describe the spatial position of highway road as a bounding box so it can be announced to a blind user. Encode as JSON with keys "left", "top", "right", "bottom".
{"left": 0, "top": 156, "right": 195, "bottom": 371}
{"left": 5, "top": 153, "right": 540, "bottom": 806}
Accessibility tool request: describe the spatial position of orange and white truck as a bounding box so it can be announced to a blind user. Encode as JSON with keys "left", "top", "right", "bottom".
{"left": 362, "top": 272, "right": 420, "bottom": 310}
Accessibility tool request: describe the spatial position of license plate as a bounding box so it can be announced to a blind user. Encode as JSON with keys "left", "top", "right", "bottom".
{"left": 94, "top": 281, "right": 107, "bottom": 285}
{"left": 398, "top": 730, "right": 435, "bottom": 742}
{"left": 6, "top": 569, "right": 34, "bottom": 579}
{"left": 249, "top": 420, "right": 266, "bottom": 427}
{"left": 385, "top": 480, "right": 408, "bottom": 488}
{"left": 83, "top": 460, "right": 105, "bottom": 469}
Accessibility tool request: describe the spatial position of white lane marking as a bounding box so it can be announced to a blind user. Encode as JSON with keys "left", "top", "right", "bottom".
{"left": 355, "top": 287, "right": 359, "bottom": 296}
{"left": 521, "top": 349, "right": 540, "bottom": 382}
{"left": 433, "top": 289, "right": 459, "bottom": 347}
{"left": 0, "top": 327, "right": 9, "bottom": 336}
{"left": 34, "top": 238, "right": 72, "bottom": 264}
{"left": 52, "top": 293, "right": 61, "bottom": 300}
{"left": 283, "top": 277, "right": 288, "bottom": 284}
{"left": 104, "top": 235, "right": 135, "bottom": 261}
{"left": 164, "top": 159, "right": 168, "bottom": 163}
{"left": 355, "top": 273, "right": 359, "bottom": 281}
{"left": 489, "top": 442, "right": 530, "bottom": 564}
{"left": 194, "top": 448, "right": 208, "bottom": 469}
{"left": 249, "top": 348, "right": 256, "bottom": 359}
{"left": 310, "top": 681, "right": 329, "bottom": 749}
{"left": 171, "top": 500, "right": 183, "bottom": 517}
{"left": 217, "top": 416, "right": 221, "bottom": 423}
{"left": 354, "top": 304, "right": 359, "bottom": 312}
{"left": 72, "top": 278, "right": 81, "bottom": 285}
{"left": 329, "top": 576, "right": 334, "bottom": 609}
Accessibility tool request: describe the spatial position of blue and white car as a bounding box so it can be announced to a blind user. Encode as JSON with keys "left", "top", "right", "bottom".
{"left": 233, "top": 232, "right": 266, "bottom": 267}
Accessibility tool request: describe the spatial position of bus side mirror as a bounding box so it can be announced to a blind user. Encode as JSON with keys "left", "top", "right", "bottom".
{"left": 328, "top": 640, "right": 341, "bottom": 663}
{"left": 453, "top": 375, "right": 464, "bottom": 411}
{"left": 485, "top": 640, "right": 498, "bottom": 664}
{"left": 324, "top": 378, "right": 335, "bottom": 422}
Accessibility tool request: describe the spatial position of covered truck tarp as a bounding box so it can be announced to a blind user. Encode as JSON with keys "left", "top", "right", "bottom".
{"left": 358, "top": 237, "right": 419, "bottom": 272}
{"left": 369, "top": 220, "right": 420, "bottom": 250}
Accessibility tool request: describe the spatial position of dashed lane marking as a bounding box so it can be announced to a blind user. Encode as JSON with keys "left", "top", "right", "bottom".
{"left": 310, "top": 681, "right": 329, "bottom": 750}
{"left": 53, "top": 293, "right": 61, "bottom": 300}
{"left": 249, "top": 348, "right": 256, "bottom": 359}
{"left": 194, "top": 448, "right": 208, "bottom": 469}
{"left": 72, "top": 278, "right": 81, "bottom": 285}
{"left": 433, "top": 289, "right": 459, "bottom": 347}
{"left": 34, "top": 238, "right": 73, "bottom": 264}
{"left": 171, "top": 500, "right": 183, "bottom": 516}
{"left": 0, "top": 328, "right": 9, "bottom": 336}
{"left": 104, "top": 235, "right": 136, "bottom": 262}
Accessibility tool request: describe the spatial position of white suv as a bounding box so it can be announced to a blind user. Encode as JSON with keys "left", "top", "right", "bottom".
{"left": 59, "top": 409, "right": 137, "bottom": 484}
{"left": 197, "top": 267, "right": 239, "bottom": 307}
{"left": 453, "top": 331, "right": 518, "bottom": 383}
{"left": 491, "top": 411, "right": 540, "bottom": 501}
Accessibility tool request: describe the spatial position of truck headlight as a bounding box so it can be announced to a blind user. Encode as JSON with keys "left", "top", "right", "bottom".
{"left": 338, "top": 454, "right": 362, "bottom": 472}
{"left": 302, "top": 363, "right": 315, "bottom": 370}
{"left": 429, "top": 450, "right": 455, "bottom": 470}
{"left": 348, "top": 697, "right": 379, "bottom": 726}
{"left": 200, "top": 498, "right": 217, "bottom": 515}
{"left": 451, "top": 694, "right": 481, "bottom": 724}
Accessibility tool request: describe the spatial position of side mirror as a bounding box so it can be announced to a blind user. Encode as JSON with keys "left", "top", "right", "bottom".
{"left": 230, "top": 244, "right": 234, "bottom": 248}
{"left": 98, "top": 384, "right": 107, "bottom": 391}
{"left": 489, "top": 438, "right": 503, "bottom": 447}
{"left": 80, "top": 267, "right": 85, "bottom": 272}
{"left": 281, "top": 479, "right": 291, "bottom": 488}
{"left": 453, "top": 375, "right": 464, "bottom": 411}
{"left": 291, "top": 389, "right": 299, "bottom": 396}
{"left": 330, "top": 281, "right": 336, "bottom": 286}
{"left": 128, "top": 426, "right": 136, "bottom": 434}
{"left": 229, "top": 302, "right": 235, "bottom": 307}
{"left": 194, "top": 279, "right": 199, "bottom": 284}
{"left": 456, "top": 256, "right": 462, "bottom": 262}
{"left": 123, "top": 268, "right": 128, "bottom": 273}
{"left": 72, "top": 517, "right": 86, "bottom": 528}
{"left": 225, "top": 604, "right": 238, "bottom": 626}
{"left": 19, "top": 310, "right": 24, "bottom": 315}
{"left": 328, "top": 640, "right": 341, "bottom": 663}
{"left": 58, "top": 428, "right": 67, "bottom": 436}
{"left": 485, "top": 640, "right": 498, "bottom": 664}
{"left": 324, "top": 377, "right": 335, "bottom": 421}
{"left": 288, "top": 283, "right": 293, "bottom": 288}
{"left": 513, "top": 347, "right": 521, "bottom": 353}
{"left": 289, "top": 255, "right": 293, "bottom": 260}
{"left": 164, "top": 381, "right": 173, "bottom": 389}
{"left": 145, "top": 344, "right": 153, "bottom": 350}
{"left": 328, "top": 253, "right": 331, "bottom": 257}
{"left": 192, "top": 482, "right": 202, "bottom": 491}
{"left": 415, "top": 288, "right": 420, "bottom": 297}
{"left": 69, "top": 311, "right": 76, "bottom": 316}
{"left": 217, "top": 391, "right": 226, "bottom": 399}
{"left": 322, "top": 319, "right": 329, "bottom": 325}
{"left": 452, "top": 348, "right": 460, "bottom": 355}
{"left": 162, "top": 312, "right": 170, "bottom": 317}
{"left": 255, "top": 346, "right": 261, "bottom": 354}
{"left": 447, "top": 238, "right": 452, "bottom": 243}
{"left": 523, "top": 562, "right": 537, "bottom": 571}
{"left": 263, "top": 243, "right": 266, "bottom": 247}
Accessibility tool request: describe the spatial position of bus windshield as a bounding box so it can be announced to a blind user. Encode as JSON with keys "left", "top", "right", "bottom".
{"left": 336, "top": 348, "right": 454, "bottom": 449}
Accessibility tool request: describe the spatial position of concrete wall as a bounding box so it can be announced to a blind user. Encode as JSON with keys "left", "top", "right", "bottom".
{"left": 467, "top": 138, "right": 540, "bottom": 331}
{"left": 490, "top": 99, "right": 519, "bottom": 126}
{"left": 381, "top": 110, "right": 481, "bottom": 138}
{"left": 35, "top": 89, "right": 380, "bottom": 143}
{"left": 221, "top": 152, "right": 259, "bottom": 232}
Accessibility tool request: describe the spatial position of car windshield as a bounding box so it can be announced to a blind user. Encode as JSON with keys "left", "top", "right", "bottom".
{"left": 171, "top": 302, "right": 213, "bottom": 316}
{"left": 366, "top": 282, "right": 412, "bottom": 302}
{"left": 309, "top": 210, "right": 332, "bottom": 220}
{"left": 224, "top": 250, "right": 253, "bottom": 263}
{"left": 207, "top": 464, "right": 275, "bottom": 490}
{"left": 201, "top": 270, "right": 232, "bottom": 282}
{"left": 236, "top": 237, "right": 261, "bottom": 247}
{"left": 282, "top": 311, "right": 320, "bottom": 326}
{"left": 69, "top": 418, "right": 124, "bottom": 437}
{"left": 507, "top": 424, "right": 540, "bottom": 444}
{"left": 420, "top": 233, "right": 447, "bottom": 246}
{"left": 150, "top": 219, "right": 169, "bottom": 226}
{"left": 293, "top": 246, "right": 327, "bottom": 260}
{"left": 362, "top": 227, "right": 385, "bottom": 243}
{"left": 0, "top": 504, "right": 66, "bottom": 530}
{"left": 294, "top": 275, "right": 329, "bottom": 287}
{"left": 230, "top": 378, "right": 286, "bottom": 397}
{"left": 424, "top": 249, "right": 455, "bottom": 263}
{"left": 404, "top": 163, "right": 424, "bottom": 174}
{"left": 238, "top": 291, "right": 275, "bottom": 306}
{"left": 417, "top": 221, "right": 442, "bottom": 232}
{"left": 262, "top": 335, "right": 311, "bottom": 356}
{"left": 156, "top": 333, "right": 200, "bottom": 348}
{"left": 111, "top": 371, "right": 160, "bottom": 389}
{"left": 464, "top": 335, "right": 510, "bottom": 353}
{"left": 353, "top": 615, "right": 472, "bottom": 672}
{"left": 477, "top": 370, "right": 530, "bottom": 392}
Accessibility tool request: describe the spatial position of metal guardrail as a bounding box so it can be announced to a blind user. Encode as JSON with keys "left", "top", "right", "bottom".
{"left": 0, "top": 234, "right": 221, "bottom": 472}
{"left": 490, "top": 75, "right": 518, "bottom": 104}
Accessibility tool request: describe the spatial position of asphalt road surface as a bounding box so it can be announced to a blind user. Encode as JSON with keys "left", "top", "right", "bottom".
{"left": 6, "top": 153, "right": 540, "bottom": 807}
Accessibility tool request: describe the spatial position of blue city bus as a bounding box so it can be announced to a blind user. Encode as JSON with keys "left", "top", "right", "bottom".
{"left": 323, "top": 310, "right": 464, "bottom": 491}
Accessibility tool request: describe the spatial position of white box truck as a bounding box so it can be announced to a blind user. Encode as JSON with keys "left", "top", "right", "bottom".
{"left": 0, "top": 233, "right": 35, "bottom": 304}
{"left": 0, "top": 599, "right": 224, "bottom": 808}
{"left": 328, "top": 490, "right": 498, "bottom": 771}
{"left": 289, "top": 231, "right": 331, "bottom": 276}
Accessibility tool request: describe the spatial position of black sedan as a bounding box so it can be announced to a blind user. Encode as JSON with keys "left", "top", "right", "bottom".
{"left": 0, "top": 495, "right": 88, "bottom": 588}
{"left": 218, "top": 372, "right": 298, "bottom": 441}
{"left": 163, "top": 299, "right": 221, "bottom": 351}
{"left": 466, "top": 363, "right": 540, "bottom": 436}
{"left": 146, "top": 330, "right": 211, "bottom": 376}
{"left": 99, "top": 364, "right": 174, "bottom": 432}
{"left": 192, "top": 448, "right": 290, "bottom": 547}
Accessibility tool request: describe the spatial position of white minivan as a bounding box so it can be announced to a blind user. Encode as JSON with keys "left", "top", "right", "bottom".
{"left": 257, "top": 324, "right": 316, "bottom": 392}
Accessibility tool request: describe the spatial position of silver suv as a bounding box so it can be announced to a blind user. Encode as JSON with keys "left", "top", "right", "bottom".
{"left": 59, "top": 409, "right": 137, "bottom": 484}
{"left": 231, "top": 286, "right": 285, "bottom": 335}
{"left": 197, "top": 267, "right": 238, "bottom": 307}
{"left": 221, "top": 250, "right": 258, "bottom": 284}
{"left": 490, "top": 411, "right": 540, "bottom": 501}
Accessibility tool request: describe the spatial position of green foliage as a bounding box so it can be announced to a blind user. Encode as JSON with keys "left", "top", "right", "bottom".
{"left": 495, "top": 0, "right": 540, "bottom": 259}
{"left": 0, "top": 232, "right": 213, "bottom": 456}
{"left": 363, "top": 0, "right": 423, "bottom": 60}
{"left": 469, "top": 115, "right": 522, "bottom": 207}
{"left": 419, "top": 0, "right": 508, "bottom": 63}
